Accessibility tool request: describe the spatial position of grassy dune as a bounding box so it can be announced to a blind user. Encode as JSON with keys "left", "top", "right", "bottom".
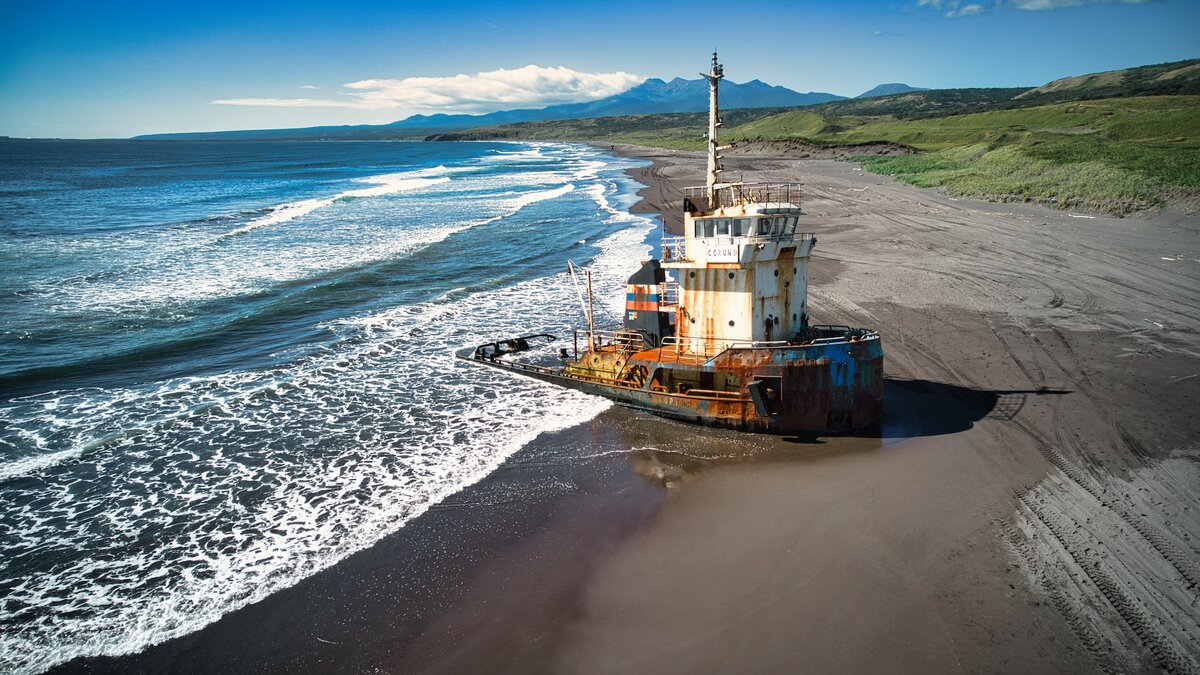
{"left": 730, "top": 96, "right": 1200, "bottom": 214}
{"left": 438, "top": 96, "right": 1198, "bottom": 215}
{"left": 427, "top": 108, "right": 784, "bottom": 151}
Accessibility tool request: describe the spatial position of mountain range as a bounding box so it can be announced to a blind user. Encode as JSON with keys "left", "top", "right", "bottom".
{"left": 133, "top": 77, "right": 848, "bottom": 141}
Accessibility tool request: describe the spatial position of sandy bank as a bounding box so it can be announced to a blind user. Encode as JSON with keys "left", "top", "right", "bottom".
{"left": 551, "top": 145, "right": 1200, "bottom": 673}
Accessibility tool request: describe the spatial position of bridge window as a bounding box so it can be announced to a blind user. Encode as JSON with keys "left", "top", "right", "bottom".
{"left": 756, "top": 218, "right": 773, "bottom": 236}
{"left": 694, "top": 219, "right": 716, "bottom": 237}
{"left": 783, "top": 217, "right": 797, "bottom": 236}
{"left": 732, "top": 218, "right": 751, "bottom": 236}
{"left": 715, "top": 219, "right": 730, "bottom": 236}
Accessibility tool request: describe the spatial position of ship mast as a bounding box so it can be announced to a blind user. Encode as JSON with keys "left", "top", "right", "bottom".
{"left": 702, "top": 50, "right": 724, "bottom": 209}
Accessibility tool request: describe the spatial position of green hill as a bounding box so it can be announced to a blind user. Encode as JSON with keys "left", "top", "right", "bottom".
{"left": 427, "top": 107, "right": 789, "bottom": 150}
{"left": 1015, "top": 59, "right": 1200, "bottom": 104}
{"left": 804, "top": 88, "right": 1030, "bottom": 119}
{"left": 728, "top": 96, "right": 1199, "bottom": 214}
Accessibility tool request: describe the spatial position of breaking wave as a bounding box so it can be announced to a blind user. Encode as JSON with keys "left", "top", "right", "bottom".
{"left": 0, "top": 142, "right": 653, "bottom": 674}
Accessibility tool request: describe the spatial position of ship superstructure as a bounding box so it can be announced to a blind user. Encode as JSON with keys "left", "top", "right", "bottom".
{"left": 461, "top": 53, "right": 883, "bottom": 434}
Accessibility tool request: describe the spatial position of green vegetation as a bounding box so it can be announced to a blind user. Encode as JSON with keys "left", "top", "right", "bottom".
{"left": 427, "top": 107, "right": 789, "bottom": 150}
{"left": 1015, "top": 59, "right": 1200, "bottom": 104}
{"left": 804, "top": 88, "right": 1030, "bottom": 119}
{"left": 822, "top": 97, "right": 1200, "bottom": 213}
{"left": 432, "top": 59, "right": 1200, "bottom": 215}
{"left": 730, "top": 111, "right": 829, "bottom": 139}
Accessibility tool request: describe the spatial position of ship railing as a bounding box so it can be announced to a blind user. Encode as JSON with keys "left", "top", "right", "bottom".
{"left": 660, "top": 281, "right": 680, "bottom": 306}
{"left": 573, "top": 328, "right": 646, "bottom": 356}
{"left": 683, "top": 182, "right": 803, "bottom": 213}
{"left": 667, "top": 387, "right": 746, "bottom": 401}
{"left": 661, "top": 335, "right": 792, "bottom": 351}
{"left": 491, "top": 360, "right": 560, "bottom": 376}
{"left": 688, "top": 231, "right": 815, "bottom": 246}
{"left": 658, "top": 331, "right": 878, "bottom": 359}
{"left": 661, "top": 232, "right": 814, "bottom": 263}
{"left": 657, "top": 335, "right": 793, "bottom": 362}
{"left": 479, "top": 353, "right": 750, "bottom": 402}
{"left": 797, "top": 325, "right": 881, "bottom": 346}
{"left": 661, "top": 235, "right": 689, "bottom": 262}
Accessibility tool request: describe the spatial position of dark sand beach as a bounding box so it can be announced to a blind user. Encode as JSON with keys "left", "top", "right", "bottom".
{"left": 67, "top": 147, "right": 1200, "bottom": 674}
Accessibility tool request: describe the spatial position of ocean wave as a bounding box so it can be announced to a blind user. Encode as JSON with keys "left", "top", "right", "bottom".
{"left": 510, "top": 183, "right": 575, "bottom": 209}
{"left": 20, "top": 178, "right": 583, "bottom": 322}
{"left": 0, "top": 144, "right": 653, "bottom": 674}
{"left": 0, "top": 229, "right": 650, "bottom": 675}
{"left": 223, "top": 173, "right": 452, "bottom": 238}
{"left": 480, "top": 146, "right": 548, "bottom": 162}
{"left": 0, "top": 176, "right": 590, "bottom": 401}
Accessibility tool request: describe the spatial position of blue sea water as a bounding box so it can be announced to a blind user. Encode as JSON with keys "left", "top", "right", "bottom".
{"left": 0, "top": 139, "right": 652, "bottom": 673}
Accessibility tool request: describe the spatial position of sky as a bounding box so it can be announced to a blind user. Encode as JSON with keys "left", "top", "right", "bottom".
{"left": 0, "top": 0, "right": 1196, "bottom": 138}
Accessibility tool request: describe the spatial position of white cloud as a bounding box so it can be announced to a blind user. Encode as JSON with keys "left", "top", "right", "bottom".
{"left": 213, "top": 65, "right": 643, "bottom": 113}
{"left": 920, "top": 0, "right": 1153, "bottom": 16}
{"left": 299, "top": 84, "right": 320, "bottom": 90}
{"left": 947, "top": 3, "right": 986, "bottom": 15}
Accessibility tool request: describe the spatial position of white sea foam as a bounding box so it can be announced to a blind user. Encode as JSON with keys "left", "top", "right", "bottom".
{"left": 0, "top": 144, "right": 653, "bottom": 674}
{"left": 225, "top": 173, "right": 452, "bottom": 237}
{"left": 4, "top": 177, "right": 587, "bottom": 482}
{"left": 0, "top": 446, "right": 80, "bottom": 483}
{"left": 484, "top": 146, "right": 547, "bottom": 161}
{"left": 225, "top": 196, "right": 333, "bottom": 236}
{"left": 571, "top": 159, "right": 607, "bottom": 181}
{"left": 510, "top": 183, "right": 575, "bottom": 208}
{"left": 30, "top": 164, "right": 584, "bottom": 315}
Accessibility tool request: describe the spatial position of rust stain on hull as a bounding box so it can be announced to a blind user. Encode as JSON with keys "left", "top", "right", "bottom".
{"left": 463, "top": 333, "right": 883, "bottom": 435}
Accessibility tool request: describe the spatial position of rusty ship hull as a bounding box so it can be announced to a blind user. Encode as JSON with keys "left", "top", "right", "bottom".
{"left": 458, "top": 327, "right": 883, "bottom": 434}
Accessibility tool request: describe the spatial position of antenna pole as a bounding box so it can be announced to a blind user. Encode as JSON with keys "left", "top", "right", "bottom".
{"left": 702, "top": 50, "right": 724, "bottom": 209}
{"left": 568, "top": 260, "right": 597, "bottom": 351}
{"left": 586, "top": 269, "right": 596, "bottom": 350}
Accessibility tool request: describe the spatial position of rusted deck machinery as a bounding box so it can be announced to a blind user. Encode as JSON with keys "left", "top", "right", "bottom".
{"left": 459, "top": 54, "right": 883, "bottom": 433}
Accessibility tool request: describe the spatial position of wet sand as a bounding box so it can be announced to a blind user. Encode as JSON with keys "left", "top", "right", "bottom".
{"left": 63, "top": 148, "right": 1199, "bottom": 674}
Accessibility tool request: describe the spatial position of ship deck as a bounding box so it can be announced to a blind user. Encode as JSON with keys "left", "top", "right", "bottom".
{"left": 627, "top": 347, "right": 710, "bottom": 367}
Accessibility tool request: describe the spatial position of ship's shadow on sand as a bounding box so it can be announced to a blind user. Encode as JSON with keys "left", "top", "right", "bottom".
{"left": 622, "top": 378, "right": 1071, "bottom": 487}
{"left": 786, "top": 377, "right": 1072, "bottom": 444}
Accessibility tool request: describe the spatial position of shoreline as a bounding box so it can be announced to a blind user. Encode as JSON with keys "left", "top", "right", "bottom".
{"left": 57, "top": 141, "right": 1199, "bottom": 674}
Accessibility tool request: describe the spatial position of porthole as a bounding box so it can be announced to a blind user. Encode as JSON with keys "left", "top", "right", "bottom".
{"left": 793, "top": 313, "right": 798, "bottom": 322}
{"left": 794, "top": 267, "right": 797, "bottom": 274}
{"left": 689, "top": 271, "right": 696, "bottom": 279}
{"left": 690, "top": 317, "right": 696, "bottom": 324}
{"left": 728, "top": 272, "right": 735, "bottom": 280}
{"left": 773, "top": 317, "right": 780, "bottom": 326}
{"left": 728, "top": 320, "right": 735, "bottom": 327}
{"left": 784, "top": 281, "right": 790, "bottom": 288}
{"left": 774, "top": 269, "right": 779, "bottom": 277}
